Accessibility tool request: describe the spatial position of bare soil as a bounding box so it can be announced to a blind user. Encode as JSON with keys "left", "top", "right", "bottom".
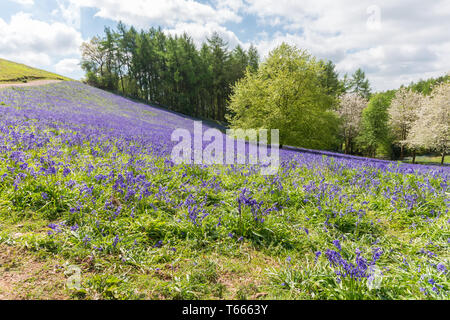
{"left": 0, "top": 79, "right": 63, "bottom": 89}
{"left": 0, "top": 244, "right": 69, "bottom": 299}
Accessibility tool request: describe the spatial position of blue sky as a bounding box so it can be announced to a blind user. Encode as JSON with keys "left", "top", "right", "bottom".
{"left": 1, "top": 0, "right": 449, "bottom": 91}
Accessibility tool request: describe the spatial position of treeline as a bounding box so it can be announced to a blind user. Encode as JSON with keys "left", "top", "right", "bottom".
{"left": 407, "top": 74, "right": 450, "bottom": 95}
{"left": 80, "top": 22, "right": 368, "bottom": 126}
{"left": 227, "top": 43, "right": 448, "bottom": 163}
{"left": 81, "top": 24, "right": 448, "bottom": 163}
{"left": 357, "top": 74, "right": 449, "bottom": 163}
{"left": 227, "top": 43, "right": 373, "bottom": 151}
{"left": 335, "top": 73, "right": 449, "bottom": 162}
{"left": 81, "top": 22, "right": 259, "bottom": 121}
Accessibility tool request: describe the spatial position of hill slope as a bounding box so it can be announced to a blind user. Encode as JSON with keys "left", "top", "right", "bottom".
{"left": 0, "top": 58, "right": 70, "bottom": 83}
{"left": 0, "top": 81, "right": 448, "bottom": 300}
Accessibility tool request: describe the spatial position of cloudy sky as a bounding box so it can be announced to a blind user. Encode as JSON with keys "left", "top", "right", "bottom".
{"left": 1, "top": 0, "right": 449, "bottom": 91}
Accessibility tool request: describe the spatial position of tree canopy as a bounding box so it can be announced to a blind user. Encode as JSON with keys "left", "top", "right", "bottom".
{"left": 81, "top": 24, "right": 259, "bottom": 122}
{"left": 356, "top": 92, "right": 393, "bottom": 157}
{"left": 226, "top": 43, "right": 339, "bottom": 149}
{"left": 337, "top": 93, "right": 368, "bottom": 154}
{"left": 406, "top": 82, "right": 449, "bottom": 164}
{"left": 80, "top": 22, "right": 448, "bottom": 164}
{"left": 388, "top": 88, "right": 423, "bottom": 159}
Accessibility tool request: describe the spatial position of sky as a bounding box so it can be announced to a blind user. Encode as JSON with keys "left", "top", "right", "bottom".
{"left": 0, "top": 0, "right": 449, "bottom": 91}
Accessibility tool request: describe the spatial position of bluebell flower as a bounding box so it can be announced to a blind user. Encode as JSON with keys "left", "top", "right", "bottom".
{"left": 436, "top": 263, "right": 446, "bottom": 273}
{"left": 314, "top": 251, "right": 321, "bottom": 263}
{"left": 83, "top": 236, "right": 91, "bottom": 246}
{"left": 112, "top": 235, "right": 120, "bottom": 247}
{"left": 332, "top": 239, "right": 341, "bottom": 251}
{"left": 153, "top": 240, "right": 163, "bottom": 248}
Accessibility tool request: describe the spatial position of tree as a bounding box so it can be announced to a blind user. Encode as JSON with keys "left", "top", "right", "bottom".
{"left": 80, "top": 23, "right": 256, "bottom": 123}
{"left": 101, "top": 26, "right": 120, "bottom": 91}
{"left": 247, "top": 44, "right": 259, "bottom": 73}
{"left": 349, "top": 68, "right": 371, "bottom": 99}
{"left": 357, "top": 92, "right": 392, "bottom": 157}
{"left": 227, "top": 43, "right": 339, "bottom": 149}
{"left": 230, "top": 45, "right": 249, "bottom": 82}
{"left": 207, "top": 32, "right": 231, "bottom": 121}
{"left": 408, "top": 73, "right": 450, "bottom": 95}
{"left": 341, "top": 73, "right": 352, "bottom": 92}
{"left": 80, "top": 36, "right": 106, "bottom": 86}
{"left": 198, "top": 43, "right": 214, "bottom": 118}
{"left": 319, "top": 60, "right": 344, "bottom": 97}
{"left": 337, "top": 93, "right": 368, "bottom": 154}
{"left": 406, "top": 82, "right": 449, "bottom": 165}
{"left": 388, "top": 87, "right": 424, "bottom": 162}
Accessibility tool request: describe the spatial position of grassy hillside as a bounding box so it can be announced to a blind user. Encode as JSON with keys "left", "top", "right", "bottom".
{"left": 0, "top": 82, "right": 448, "bottom": 300}
{"left": 0, "top": 58, "right": 70, "bottom": 83}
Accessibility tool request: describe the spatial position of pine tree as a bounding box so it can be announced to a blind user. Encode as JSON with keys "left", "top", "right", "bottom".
{"left": 350, "top": 68, "right": 371, "bottom": 99}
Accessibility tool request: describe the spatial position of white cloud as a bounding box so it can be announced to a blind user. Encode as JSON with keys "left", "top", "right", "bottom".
{"left": 246, "top": 0, "right": 450, "bottom": 90}
{"left": 54, "top": 0, "right": 82, "bottom": 30}
{"left": 73, "top": 0, "right": 242, "bottom": 28}
{"left": 71, "top": 0, "right": 245, "bottom": 50}
{"left": 55, "top": 58, "right": 81, "bottom": 74}
{"left": 0, "top": 12, "right": 83, "bottom": 68}
{"left": 3, "top": 0, "right": 447, "bottom": 91}
{"left": 164, "top": 22, "right": 243, "bottom": 49}
{"left": 214, "top": 0, "right": 245, "bottom": 13}
{"left": 9, "top": 0, "right": 34, "bottom": 5}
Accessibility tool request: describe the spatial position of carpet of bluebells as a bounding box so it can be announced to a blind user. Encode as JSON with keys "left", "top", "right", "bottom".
{"left": 0, "top": 81, "right": 448, "bottom": 299}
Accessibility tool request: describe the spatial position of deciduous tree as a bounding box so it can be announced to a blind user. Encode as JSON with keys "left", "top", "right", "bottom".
{"left": 337, "top": 93, "right": 368, "bottom": 154}
{"left": 227, "top": 43, "right": 339, "bottom": 149}
{"left": 388, "top": 87, "right": 424, "bottom": 162}
{"left": 406, "top": 82, "right": 449, "bottom": 164}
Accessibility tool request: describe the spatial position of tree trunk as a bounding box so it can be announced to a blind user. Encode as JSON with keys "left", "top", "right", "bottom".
{"left": 400, "top": 145, "right": 404, "bottom": 159}
{"left": 344, "top": 138, "right": 350, "bottom": 154}
{"left": 442, "top": 151, "right": 446, "bottom": 165}
{"left": 412, "top": 150, "right": 416, "bottom": 164}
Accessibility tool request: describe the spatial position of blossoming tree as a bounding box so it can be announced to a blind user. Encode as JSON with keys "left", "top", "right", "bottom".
{"left": 337, "top": 92, "right": 368, "bottom": 154}
{"left": 406, "top": 82, "right": 449, "bottom": 165}
{"left": 388, "top": 87, "right": 424, "bottom": 162}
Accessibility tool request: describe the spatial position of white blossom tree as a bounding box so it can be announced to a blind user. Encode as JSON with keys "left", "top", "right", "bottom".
{"left": 81, "top": 36, "right": 106, "bottom": 77}
{"left": 388, "top": 87, "right": 424, "bottom": 161}
{"left": 406, "top": 82, "right": 449, "bottom": 165}
{"left": 337, "top": 92, "right": 368, "bottom": 154}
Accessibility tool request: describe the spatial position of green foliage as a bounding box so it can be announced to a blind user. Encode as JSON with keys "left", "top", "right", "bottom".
{"left": 226, "top": 43, "right": 339, "bottom": 149}
{"left": 319, "top": 60, "right": 345, "bottom": 97}
{"left": 81, "top": 25, "right": 258, "bottom": 122}
{"left": 84, "top": 274, "right": 138, "bottom": 299}
{"left": 357, "top": 91, "right": 395, "bottom": 157}
{"left": 407, "top": 74, "right": 450, "bottom": 95}
{"left": 349, "top": 68, "right": 371, "bottom": 99}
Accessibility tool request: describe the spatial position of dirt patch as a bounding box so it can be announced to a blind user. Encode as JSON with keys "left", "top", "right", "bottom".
{"left": 215, "top": 248, "right": 280, "bottom": 299}
{"left": 0, "top": 244, "right": 69, "bottom": 299}
{"left": 0, "top": 79, "right": 63, "bottom": 89}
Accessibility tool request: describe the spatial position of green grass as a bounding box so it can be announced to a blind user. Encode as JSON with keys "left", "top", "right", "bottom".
{"left": 402, "top": 155, "right": 449, "bottom": 165}
{"left": 0, "top": 82, "right": 448, "bottom": 300}
{"left": 0, "top": 58, "right": 70, "bottom": 83}
{"left": 1, "top": 154, "right": 448, "bottom": 300}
